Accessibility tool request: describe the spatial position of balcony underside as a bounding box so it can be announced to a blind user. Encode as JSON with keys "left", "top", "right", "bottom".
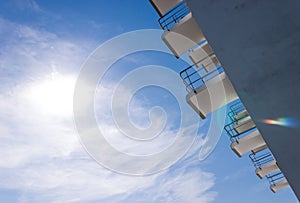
{"left": 230, "top": 130, "right": 267, "bottom": 157}
{"left": 252, "top": 144, "right": 268, "bottom": 154}
{"left": 162, "top": 13, "right": 205, "bottom": 58}
{"left": 234, "top": 109, "right": 248, "bottom": 120}
{"left": 186, "top": 72, "right": 238, "bottom": 119}
{"left": 256, "top": 161, "right": 280, "bottom": 179}
{"left": 232, "top": 115, "right": 256, "bottom": 134}
{"left": 149, "top": 0, "right": 182, "bottom": 17}
{"left": 189, "top": 42, "right": 220, "bottom": 71}
{"left": 270, "top": 179, "right": 289, "bottom": 193}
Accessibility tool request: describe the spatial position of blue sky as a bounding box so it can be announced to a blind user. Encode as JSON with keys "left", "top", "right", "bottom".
{"left": 0, "top": 0, "right": 298, "bottom": 202}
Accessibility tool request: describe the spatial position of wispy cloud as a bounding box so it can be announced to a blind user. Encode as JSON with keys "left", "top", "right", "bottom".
{"left": 11, "top": 0, "right": 41, "bottom": 12}
{"left": 0, "top": 16, "right": 216, "bottom": 203}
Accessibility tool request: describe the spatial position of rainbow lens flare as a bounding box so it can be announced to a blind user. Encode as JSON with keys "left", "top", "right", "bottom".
{"left": 262, "top": 118, "right": 298, "bottom": 128}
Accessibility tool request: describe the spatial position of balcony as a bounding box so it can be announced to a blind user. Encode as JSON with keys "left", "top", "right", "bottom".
{"left": 180, "top": 62, "right": 238, "bottom": 119}
{"left": 149, "top": 0, "right": 205, "bottom": 58}
{"left": 227, "top": 100, "right": 249, "bottom": 122}
{"left": 189, "top": 41, "right": 220, "bottom": 72}
{"left": 157, "top": 1, "right": 190, "bottom": 30}
{"left": 230, "top": 130, "right": 267, "bottom": 157}
{"left": 224, "top": 101, "right": 267, "bottom": 157}
{"left": 268, "top": 172, "right": 289, "bottom": 193}
{"left": 232, "top": 115, "right": 256, "bottom": 134}
{"left": 249, "top": 151, "right": 280, "bottom": 179}
{"left": 270, "top": 179, "right": 289, "bottom": 193}
{"left": 224, "top": 102, "right": 257, "bottom": 140}
{"left": 249, "top": 148, "right": 290, "bottom": 192}
{"left": 162, "top": 13, "right": 206, "bottom": 58}
{"left": 149, "top": 0, "right": 183, "bottom": 18}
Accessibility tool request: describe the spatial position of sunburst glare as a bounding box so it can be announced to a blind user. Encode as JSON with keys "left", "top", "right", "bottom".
{"left": 25, "top": 72, "right": 76, "bottom": 117}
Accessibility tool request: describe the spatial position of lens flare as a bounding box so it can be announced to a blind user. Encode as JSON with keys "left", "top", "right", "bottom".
{"left": 262, "top": 118, "right": 298, "bottom": 128}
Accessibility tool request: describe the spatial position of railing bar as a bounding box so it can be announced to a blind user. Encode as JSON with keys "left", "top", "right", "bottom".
{"left": 180, "top": 53, "right": 216, "bottom": 75}
{"left": 182, "top": 70, "right": 200, "bottom": 80}
{"left": 158, "top": 1, "right": 190, "bottom": 30}
{"left": 158, "top": 2, "right": 186, "bottom": 22}
{"left": 201, "top": 66, "right": 222, "bottom": 80}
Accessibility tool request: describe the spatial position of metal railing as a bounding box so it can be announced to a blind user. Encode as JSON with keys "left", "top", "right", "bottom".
{"left": 224, "top": 101, "right": 256, "bottom": 142}
{"left": 249, "top": 151, "right": 275, "bottom": 169}
{"left": 179, "top": 53, "right": 223, "bottom": 93}
{"left": 158, "top": 1, "right": 190, "bottom": 30}
{"left": 227, "top": 100, "right": 248, "bottom": 122}
{"left": 224, "top": 118, "right": 256, "bottom": 142}
{"left": 267, "top": 172, "right": 286, "bottom": 186}
{"left": 250, "top": 150, "right": 287, "bottom": 189}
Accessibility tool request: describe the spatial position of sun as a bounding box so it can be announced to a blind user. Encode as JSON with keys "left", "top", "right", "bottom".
{"left": 26, "top": 72, "right": 76, "bottom": 118}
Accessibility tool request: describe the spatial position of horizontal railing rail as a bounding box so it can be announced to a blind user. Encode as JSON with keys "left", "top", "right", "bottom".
{"left": 249, "top": 151, "right": 275, "bottom": 168}
{"left": 267, "top": 172, "right": 286, "bottom": 185}
{"left": 179, "top": 53, "right": 223, "bottom": 93}
{"left": 224, "top": 100, "right": 256, "bottom": 142}
{"left": 227, "top": 100, "right": 247, "bottom": 122}
{"left": 250, "top": 149, "right": 285, "bottom": 187}
{"left": 158, "top": 1, "right": 190, "bottom": 30}
{"left": 224, "top": 116, "right": 256, "bottom": 142}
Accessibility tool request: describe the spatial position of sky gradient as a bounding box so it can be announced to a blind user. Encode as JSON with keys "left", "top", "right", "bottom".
{"left": 0, "top": 0, "right": 298, "bottom": 202}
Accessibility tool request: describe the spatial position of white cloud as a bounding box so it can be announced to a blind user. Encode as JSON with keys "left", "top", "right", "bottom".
{"left": 0, "top": 17, "right": 216, "bottom": 203}
{"left": 8, "top": 0, "right": 41, "bottom": 12}
{"left": 119, "top": 151, "right": 217, "bottom": 203}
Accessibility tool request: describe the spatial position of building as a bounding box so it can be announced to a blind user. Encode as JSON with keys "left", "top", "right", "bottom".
{"left": 148, "top": 0, "right": 300, "bottom": 200}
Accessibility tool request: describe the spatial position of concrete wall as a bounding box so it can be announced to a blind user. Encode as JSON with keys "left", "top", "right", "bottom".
{"left": 186, "top": 0, "right": 300, "bottom": 199}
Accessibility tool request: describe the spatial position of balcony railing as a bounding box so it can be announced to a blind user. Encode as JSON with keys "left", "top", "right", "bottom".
{"left": 268, "top": 172, "right": 289, "bottom": 193}
{"left": 249, "top": 150, "right": 288, "bottom": 191}
{"left": 224, "top": 100, "right": 266, "bottom": 157}
{"left": 224, "top": 106, "right": 256, "bottom": 142}
{"left": 249, "top": 151, "right": 274, "bottom": 169}
{"left": 267, "top": 172, "right": 286, "bottom": 186}
{"left": 158, "top": 1, "right": 190, "bottom": 30}
{"left": 227, "top": 100, "right": 248, "bottom": 122}
{"left": 179, "top": 53, "right": 223, "bottom": 93}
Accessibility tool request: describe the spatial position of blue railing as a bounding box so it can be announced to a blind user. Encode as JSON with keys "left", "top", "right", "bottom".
{"left": 227, "top": 100, "right": 247, "bottom": 122}
{"left": 224, "top": 119, "right": 256, "bottom": 142}
{"left": 249, "top": 149, "right": 286, "bottom": 189}
{"left": 179, "top": 53, "right": 223, "bottom": 93}
{"left": 158, "top": 1, "right": 190, "bottom": 30}
{"left": 267, "top": 172, "right": 286, "bottom": 186}
{"left": 223, "top": 100, "right": 256, "bottom": 142}
{"left": 249, "top": 150, "right": 275, "bottom": 169}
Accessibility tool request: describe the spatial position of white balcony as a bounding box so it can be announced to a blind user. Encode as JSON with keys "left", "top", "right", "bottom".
{"left": 186, "top": 72, "right": 238, "bottom": 119}
{"left": 251, "top": 144, "right": 268, "bottom": 154}
{"left": 230, "top": 130, "right": 267, "bottom": 157}
{"left": 234, "top": 109, "right": 248, "bottom": 120}
{"left": 270, "top": 179, "right": 289, "bottom": 193}
{"left": 189, "top": 41, "right": 220, "bottom": 72}
{"left": 162, "top": 13, "right": 205, "bottom": 58}
{"left": 233, "top": 115, "right": 256, "bottom": 134}
{"left": 149, "top": 0, "right": 182, "bottom": 17}
{"left": 256, "top": 160, "right": 280, "bottom": 179}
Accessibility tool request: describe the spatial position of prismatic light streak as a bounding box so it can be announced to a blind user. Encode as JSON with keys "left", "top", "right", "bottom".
{"left": 262, "top": 118, "right": 298, "bottom": 128}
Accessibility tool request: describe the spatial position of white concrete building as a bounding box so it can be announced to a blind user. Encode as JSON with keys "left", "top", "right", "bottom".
{"left": 149, "top": 0, "right": 299, "bottom": 200}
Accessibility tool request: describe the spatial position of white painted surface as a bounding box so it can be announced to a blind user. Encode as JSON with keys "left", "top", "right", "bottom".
{"left": 230, "top": 129, "right": 266, "bottom": 157}
{"left": 251, "top": 144, "right": 267, "bottom": 155}
{"left": 186, "top": 72, "right": 238, "bottom": 119}
{"left": 256, "top": 160, "right": 280, "bottom": 178}
{"left": 149, "top": 0, "right": 182, "bottom": 16}
{"left": 233, "top": 115, "right": 255, "bottom": 134}
{"left": 187, "top": 0, "right": 300, "bottom": 199}
{"left": 271, "top": 179, "right": 289, "bottom": 193}
{"left": 189, "top": 41, "right": 220, "bottom": 71}
{"left": 234, "top": 109, "right": 248, "bottom": 120}
{"left": 162, "top": 13, "right": 205, "bottom": 58}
